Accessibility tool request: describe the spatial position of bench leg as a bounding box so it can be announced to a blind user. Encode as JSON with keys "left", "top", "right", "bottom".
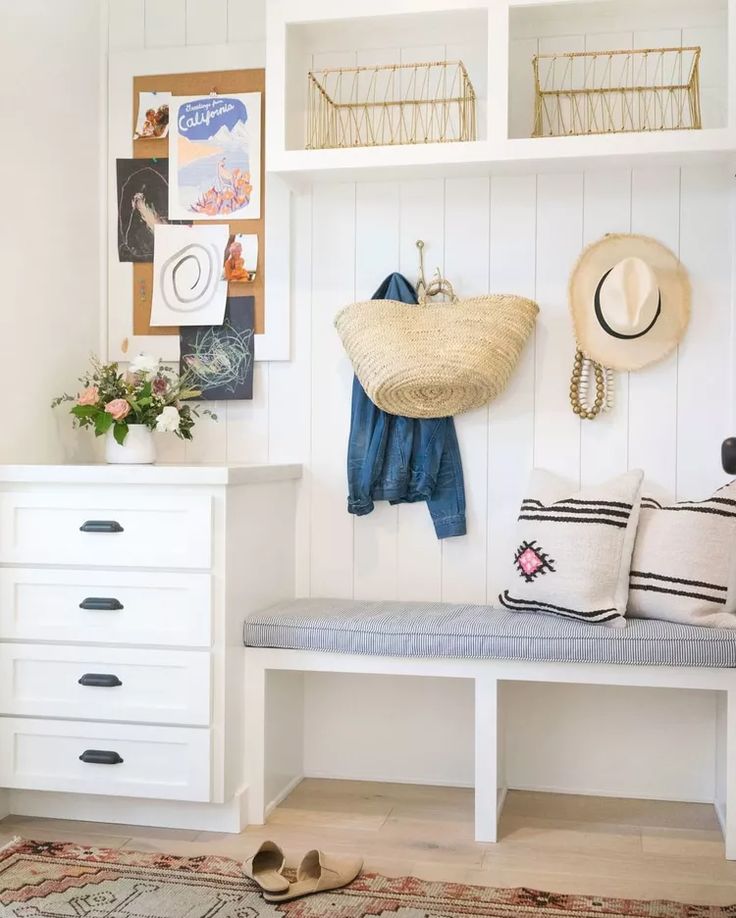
{"left": 244, "top": 659, "right": 266, "bottom": 825}
{"left": 475, "top": 674, "right": 499, "bottom": 843}
{"left": 722, "top": 689, "right": 736, "bottom": 859}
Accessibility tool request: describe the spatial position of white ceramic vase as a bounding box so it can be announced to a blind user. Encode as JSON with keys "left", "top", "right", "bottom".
{"left": 105, "top": 424, "right": 156, "bottom": 464}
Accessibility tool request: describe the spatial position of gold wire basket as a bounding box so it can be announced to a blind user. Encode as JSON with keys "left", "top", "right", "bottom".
{"left": 306, "top": 60, "right": 477, "bottom": 149}
{"left": 532, "top": 46, "right": 702, "bottom": 137}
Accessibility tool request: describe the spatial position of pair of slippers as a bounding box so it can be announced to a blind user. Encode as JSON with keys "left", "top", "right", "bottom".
{"left": 243, "top": 840, "right": 363, "bottom": 903}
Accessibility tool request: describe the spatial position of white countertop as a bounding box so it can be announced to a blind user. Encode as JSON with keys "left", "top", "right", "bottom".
{"left": 0, "top": 463, "right": 303, "bottom": 486}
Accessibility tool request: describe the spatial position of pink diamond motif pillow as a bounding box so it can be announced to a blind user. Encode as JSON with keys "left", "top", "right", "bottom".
{"left": 499, "top": 468, "right": 644, "bottom": 627}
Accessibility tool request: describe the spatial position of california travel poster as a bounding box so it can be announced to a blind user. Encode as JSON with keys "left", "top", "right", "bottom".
{"left": 168, "top": 93, "right": 261, "bottom": 221}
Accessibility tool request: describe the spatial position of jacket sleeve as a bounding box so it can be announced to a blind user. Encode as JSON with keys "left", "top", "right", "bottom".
{"left": 425, "top": 419, "right": 467, "bottom": 538}
{"left": 347, "top": 376, "right": 388, "bottom": 516}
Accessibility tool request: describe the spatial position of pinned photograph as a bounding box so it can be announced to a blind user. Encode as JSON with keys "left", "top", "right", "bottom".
{"left": 222, "top": 234, "right": 258, "bottom": 282}
{"left": 168, "top": 93, "right": 261, "bottom": 220}
{"left": 150, "top": 224, "right": 229, "bottom": 327}
{"left": 180, "top": 296, "right": 254, "bottom": 400}
{"left": 134, "top": 91, "right": 171, "bottom": 139}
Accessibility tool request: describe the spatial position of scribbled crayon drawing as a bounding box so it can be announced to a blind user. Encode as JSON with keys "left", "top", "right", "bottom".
{"left": 180, "top": 296, "right": 255, "bottom": 400}
{"left": 169, "top": 93, "right": 261, "bottom": 221}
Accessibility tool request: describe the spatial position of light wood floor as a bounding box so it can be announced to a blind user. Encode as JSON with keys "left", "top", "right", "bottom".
{"left": 2, "top": 780, "right": 736, "bottom": 906}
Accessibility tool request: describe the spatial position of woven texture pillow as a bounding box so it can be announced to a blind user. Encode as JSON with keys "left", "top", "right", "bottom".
{"left": 499, "top": 469, "right": 644, "bottom": 627}
{"left": 627, "top": 481, "right": 736, "bottom": 628}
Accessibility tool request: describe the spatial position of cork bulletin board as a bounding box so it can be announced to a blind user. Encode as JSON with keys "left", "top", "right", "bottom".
{"left": 131, "top": 68, "right": 265, "bottom": 336}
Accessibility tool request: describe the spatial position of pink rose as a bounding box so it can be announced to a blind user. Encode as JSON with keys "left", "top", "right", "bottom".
{"left": 77, "top": 386, "right": 99, "bottom": 407}
{"left": 105, "top": 398, "right": 130, "bottom": 421}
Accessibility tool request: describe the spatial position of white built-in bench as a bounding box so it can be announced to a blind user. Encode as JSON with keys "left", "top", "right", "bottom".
{"left": 243, "top": 598, "right": 736, "bottom": 858}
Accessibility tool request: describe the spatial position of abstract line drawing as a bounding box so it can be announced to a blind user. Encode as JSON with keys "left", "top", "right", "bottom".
{"left": 180, "top": 296, "right": 254, "bottom": 400}
{"left": 150, "top": 224, "right": 228, "bottom": 327}
{"left": 116, "top": 159, "right": 170, "bottom": 262}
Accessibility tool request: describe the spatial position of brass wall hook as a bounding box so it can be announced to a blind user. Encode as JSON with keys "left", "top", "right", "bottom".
{"left": 416, "top": 239, "right": 457, "bottom": 304}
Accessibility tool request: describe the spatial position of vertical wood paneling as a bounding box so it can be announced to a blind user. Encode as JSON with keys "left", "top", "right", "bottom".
{"left": 227, "top": 364, "right": 270, "bottom": 464}
{"left": 443, "top": 177, "right": 491, "bottom": 603}
{"left": 144, "top": 0, "right": 186, "bottom": 48}
{"left": 184, "top": 402, "right": 227, "bottom": 462}
{"left": 353, "top": 182, "right": 401, "bottom": 600}
{"left": 109, "top": 0, "right": 145, "bottom": 51}
{"left": 227, "top": 0, "right": 265, "bottom": 45}
{"left": 395, "top": 180, "right": 445, "bottom": 601}
{"left": 487, "top": 175, "right": 537, "bottom": 600}
{"left": 628, "top": 166, "right": 681, "bottom": 495}
{"left": 677, "top": 165, "right": 733, "bottom": 497}
{"left": 310, "top": 183, "right": 356, "bottom": 598}
{"left": 269, "top": 188, "right": 314, "bottom": 596}
{"left": 185, "top": 0, "right": 227, "bottom": 46}
{"left": 534, "top": 172, "right": 583, "bottom": 479}
{"left": 579, "top": 169, "right": 632, "bottom": 485}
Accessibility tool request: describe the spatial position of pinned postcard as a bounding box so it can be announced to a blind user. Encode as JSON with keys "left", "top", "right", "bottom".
{"left": 150, "top": 224, "right": 229, "bottom": 327}
{"left": 168, "top": 93, "right": 261, "bottom": 220}
{"left": 222, "top": 233, "right": 258, "bottom": 282}
{"left": 180, "top": 296, "right": 255, "bottom": 400}
{"left": 134, "top": 92, "right": 171, "bottom": 139}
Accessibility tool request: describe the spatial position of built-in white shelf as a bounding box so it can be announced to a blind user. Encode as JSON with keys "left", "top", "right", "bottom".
{"left": 267, "top": 128, "right": 736, "bottom": 184}
{"left": 266, "top": 0, "right": 736, "bottom": 184}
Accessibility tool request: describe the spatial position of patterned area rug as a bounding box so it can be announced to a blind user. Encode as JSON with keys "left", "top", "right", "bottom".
{"left": 0, "top": 838, "right": 732, "bottom": 917}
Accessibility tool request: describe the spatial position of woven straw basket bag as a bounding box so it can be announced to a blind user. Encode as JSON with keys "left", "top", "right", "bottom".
{"left": 335, "top": 294, "right": 539, "bottom": 418}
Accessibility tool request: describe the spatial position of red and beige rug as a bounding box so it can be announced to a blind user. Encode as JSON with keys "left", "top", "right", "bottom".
{"left": 0, "top": 837, "right": 732, "bottom": 917}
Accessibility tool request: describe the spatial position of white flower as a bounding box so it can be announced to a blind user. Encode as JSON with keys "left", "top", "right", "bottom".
{"left": 129, "top": 352, "right": 160, "bottom": 376}
{"left": 156, "top": 405, "right": 180, "bottom": 433}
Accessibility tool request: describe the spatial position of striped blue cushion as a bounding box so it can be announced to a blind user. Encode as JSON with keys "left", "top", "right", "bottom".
{"left": 243, "top": 598, "right": 736, "bottom": 667}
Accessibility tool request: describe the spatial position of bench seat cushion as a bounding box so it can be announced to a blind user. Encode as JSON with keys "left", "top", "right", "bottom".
{"left": 243, "top": 598, "right": 736, "bottom": 667}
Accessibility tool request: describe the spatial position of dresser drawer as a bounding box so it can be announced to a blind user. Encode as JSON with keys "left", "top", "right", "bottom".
{"left": 0, "top": 718, "right": 211, "bottom": 801}
{"left": 0, "top": 644, "right": 210, "bottom": 725}
{"left": 0, "top": 568, "right": 212, "bottom": 647}
{"left": 0, "top": 490, "right": 212, "bottom": 568}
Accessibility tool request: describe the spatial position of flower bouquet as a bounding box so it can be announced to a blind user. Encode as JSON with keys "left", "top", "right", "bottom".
{"left": 52, "top": 354, "right": 216, "bottom": 463}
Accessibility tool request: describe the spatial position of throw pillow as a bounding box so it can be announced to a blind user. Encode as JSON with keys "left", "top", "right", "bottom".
{"left": 499, "top": 468, "right": 644, "bottom": 627}
{"left": 627, "top": 480, "right": 736, "bottom": 628}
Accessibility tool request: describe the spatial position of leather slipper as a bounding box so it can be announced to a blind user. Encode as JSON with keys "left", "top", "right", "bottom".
{"left": 263, "top": 849, "right": 363, "bottom": 902}
{"left": 243, "top": 840, "right": 289, "bottom": 894}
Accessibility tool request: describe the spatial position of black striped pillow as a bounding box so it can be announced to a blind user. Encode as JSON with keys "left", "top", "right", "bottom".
{"left": 499, "top": 468, "right": 644, "bottom": 627}
{"left": 627, "top": 481, "right": 736, "bottom": 628}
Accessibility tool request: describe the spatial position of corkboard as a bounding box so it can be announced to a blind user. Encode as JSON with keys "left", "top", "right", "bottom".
{"left": 131, "top": 68, "right": 265, "bottom": 336}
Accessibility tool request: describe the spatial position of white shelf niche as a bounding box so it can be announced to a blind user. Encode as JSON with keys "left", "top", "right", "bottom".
{"left": 266, "top": 0, "right": 491, "bottom": 162}
{"left": 266, "top": 0, "right": 736, "bottom": 184}
{"left": 508, "top": 0, "right": 732, "bottom": 139}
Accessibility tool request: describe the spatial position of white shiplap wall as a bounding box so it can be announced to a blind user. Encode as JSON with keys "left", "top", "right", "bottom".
{"left": 108, "top": 0, "right": 735, "bottom": 801}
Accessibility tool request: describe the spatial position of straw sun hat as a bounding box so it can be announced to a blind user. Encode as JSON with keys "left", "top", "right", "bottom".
{"left": 569, "top": 233, "right": 691, "bottom": 372}
{"left": 335, "top": 294, "right": 539, "bottom": 419}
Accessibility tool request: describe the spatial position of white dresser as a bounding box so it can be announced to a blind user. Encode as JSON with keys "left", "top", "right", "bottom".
{"left": 0, "top": 463, "right": 300, "bottom": 832}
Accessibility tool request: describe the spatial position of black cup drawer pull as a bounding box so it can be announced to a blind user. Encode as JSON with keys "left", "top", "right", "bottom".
{"left": 79, "top": 597, "right": 124, "bottom": 611}
{"left": 79, "top": 520, "right": 124, "bottom": 533}
{"left": 79, "top": 749, "right": 124, "bottom": 765}
{"left": 78, "top": 673, "right": 123, "bottom": 688}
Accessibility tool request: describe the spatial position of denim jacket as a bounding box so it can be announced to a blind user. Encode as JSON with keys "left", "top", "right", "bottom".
{"left": 346, "top": 273, "right": 466, "bottom": 539}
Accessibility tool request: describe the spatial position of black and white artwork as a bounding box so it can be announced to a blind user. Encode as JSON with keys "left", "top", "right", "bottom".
{"left": 116, "top": 158, "right": 170, "bottom": 262}
{"left": 149, "top": 224, "right": 228, "bottom": 326}
{"left": 180, "top": 296, "right": 254, "bottom": 400}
